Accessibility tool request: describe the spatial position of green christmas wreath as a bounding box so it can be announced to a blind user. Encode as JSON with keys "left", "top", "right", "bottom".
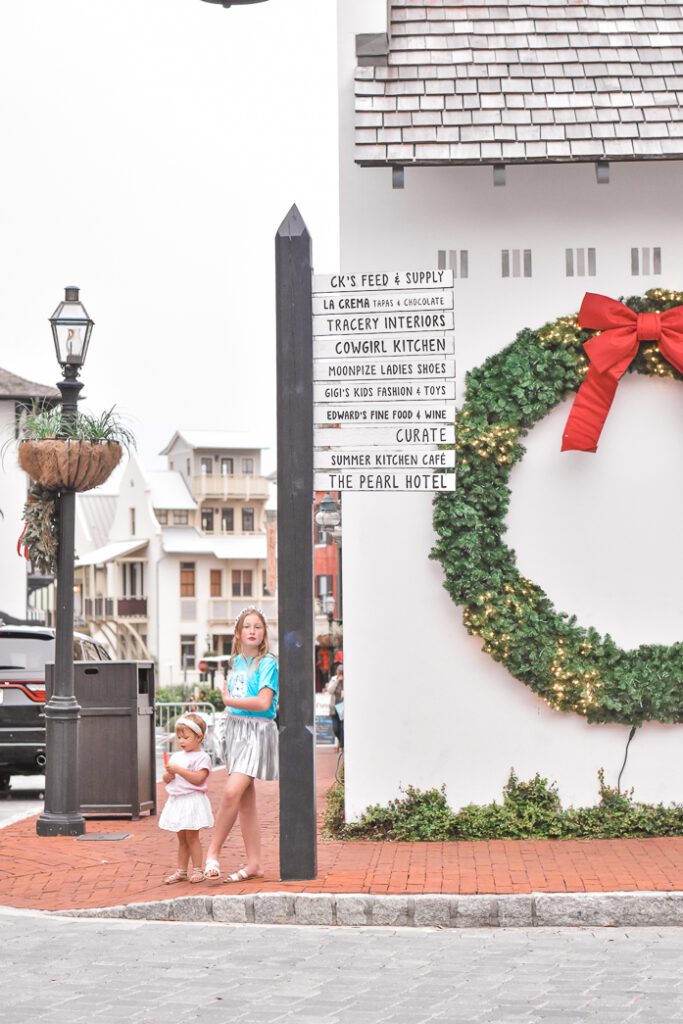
{"left": 432, "top": 288, "right": 683, "bottom": 726}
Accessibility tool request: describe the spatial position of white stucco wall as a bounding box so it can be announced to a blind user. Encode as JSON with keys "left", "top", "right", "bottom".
{"left": 337, "top": 0, "right": 683, "bottom": 817}
{"left": 0, "top": 403, "right": 27, "bottom": 618}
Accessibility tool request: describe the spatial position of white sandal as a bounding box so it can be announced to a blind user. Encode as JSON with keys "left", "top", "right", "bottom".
{"left": 204, "top": 858, "right": 221, "bottom": 879}
{"left": 224, "top": 867, "right": 263, "bottom": 883}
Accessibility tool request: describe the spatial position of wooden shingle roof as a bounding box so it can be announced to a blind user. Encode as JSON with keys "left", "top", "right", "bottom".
{"left": 0, "top": 368, "right": 59, "bottom": 402}
{"left": 355, "top": 0, "right": 683, "bottom": 166}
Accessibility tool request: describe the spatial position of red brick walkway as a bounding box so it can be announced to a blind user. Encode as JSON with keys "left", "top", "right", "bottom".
{"left": 0, "top": 747, "right": 682, "bottom": 912}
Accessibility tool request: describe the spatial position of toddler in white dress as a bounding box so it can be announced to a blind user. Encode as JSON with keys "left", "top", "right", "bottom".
{"left": 159, "top": 712, "right": 214, "bottom": 884}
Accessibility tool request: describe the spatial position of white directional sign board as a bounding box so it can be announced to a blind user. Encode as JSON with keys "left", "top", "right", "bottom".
{"left": 313, "top": 333, "right": 454, "bottom": 360}
{"left": 312, "top": 270, "right": 456, "bottom": 492}
{"left": 313, "top": 448, "right": 456, "bottom": 470}
{"left": 313, "top": 380, "right": 455, "bottom": 403}
{"left": 313, "top": 424, "right": 455, "bottom": 446}
{"left": 313, "top": 470, "right": 454, "bottom": 492}
{"left": 313, "top": 358, "right": 455, "bottom": 383}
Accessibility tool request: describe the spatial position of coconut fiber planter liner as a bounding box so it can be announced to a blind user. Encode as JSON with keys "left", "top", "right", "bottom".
{"left": 18, "top": 439, "right": 122, "bottom": 492}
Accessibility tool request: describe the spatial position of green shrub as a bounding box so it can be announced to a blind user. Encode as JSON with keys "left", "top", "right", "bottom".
{"left": 156, "top": 686, "right": 188, "bottom": 705}
{"left": 323, "top": 766, "right": 683, "bottom": 842}
{"left": 155, "top": 687, "right": 224, "bottom": 728}
{"left": 155, "top": 686, "right": 224, "bottom": 710}
{"left": 322, "top": 762, "right": 346, "bottom": 839}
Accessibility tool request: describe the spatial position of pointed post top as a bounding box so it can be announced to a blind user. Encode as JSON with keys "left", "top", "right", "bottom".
{"left": 277, "top": 205, "right": 309, "bottom": 241}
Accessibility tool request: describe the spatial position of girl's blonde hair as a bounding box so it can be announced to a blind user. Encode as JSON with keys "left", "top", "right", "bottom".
{"left": 232, "top": 607, "right": 270, "bottom": 670}
{"left": 176, "top": 712, "right": 206, "bottom": 738}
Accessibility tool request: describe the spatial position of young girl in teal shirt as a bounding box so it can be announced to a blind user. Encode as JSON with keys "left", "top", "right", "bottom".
{"left": 204, "top": 607, "right": 278, "bottom": 882}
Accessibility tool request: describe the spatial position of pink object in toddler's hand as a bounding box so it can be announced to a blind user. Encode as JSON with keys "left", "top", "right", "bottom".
{"left": 163, "top": 752, "right": 169, "bottom": 766}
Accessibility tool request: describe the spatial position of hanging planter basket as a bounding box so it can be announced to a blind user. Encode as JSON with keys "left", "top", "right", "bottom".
{"left": 18, "top": 438, "right": 122, "bottom": 493}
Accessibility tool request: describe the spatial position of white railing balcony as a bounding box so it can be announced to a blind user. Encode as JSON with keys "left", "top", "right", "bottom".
{"left": 85, "top": 596, "right": 147, "bottom": 619}
{"left": 192, "top": 474, "right": 270, "bottom": 501}
{"left": 208, "top": 597, "right": 277, "bottom": 624}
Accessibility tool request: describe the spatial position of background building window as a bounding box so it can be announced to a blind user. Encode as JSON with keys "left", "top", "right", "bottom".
{"left": 123, "top": 562, "right": 143, "bottom": 597}
{"left": 232, "top": 570, "right": 253, "bottom": 597}
{"left": 180, "top": 562, "right": 195, "bottom": 597}
{"left": 221, "top": 457, "right": 234, "bottom": 475}
{"left": 210, "top": 569, "right": 222, "bottom": 597}
{"left": 156, "top": 509, "right": 168, "bottom": 525}
{"left": 180, "top": 635, "right": 196, "bottom": 670}
{"left": 565, "top": 247, "right": 596, "bottom": 277}
{"left": 631, "top": 247, "right": 662, "bottom": 276}
{"left": 202, "top": 508, "right": 215, "bottom": 532}
{"left": 241, "top": 457, "right": 254, "bottom": 475}
{"left": 173, "top": 510, "right": 189, "bottom": 525}
{"left": 200, "top": 457, "right": 212, "bottom": 475}
{"left": 221, "top": 508, "right": 234, "bottom": 532}
{"left": 437, "top": 248, "right": 469, "bottom": 279}
{"left": 501, "top": 249, "right": 532, "bottom": 278}
{"left": 213, "top": 634, "right": 233, "bottom": 656}
{"left": 316, "top": 574, "right": 333, "bottom": 597}
{"left": 129, "top": 508, "right": 136, "bottom": 535}
{"left": 242, "top": 507, "right": 255, "bottom": 532}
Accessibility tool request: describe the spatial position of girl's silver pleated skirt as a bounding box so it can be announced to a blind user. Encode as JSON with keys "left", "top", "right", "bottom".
{"left": 222, "top": 713, "right": 279, "bottom": 780}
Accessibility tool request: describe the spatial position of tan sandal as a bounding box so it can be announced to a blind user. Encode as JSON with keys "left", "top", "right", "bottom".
{"left": 189, "top": 868, "right": 205, "bottom": 884}
{"left": 163, "top": 869, "right": 188, "bottom": 885}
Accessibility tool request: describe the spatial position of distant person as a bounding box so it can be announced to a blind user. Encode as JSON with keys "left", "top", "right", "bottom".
{"left": 327, "top": 665, "right": 344, "bottom": 750}
{"left": 204, "top": 608, "right": 278, "bottom": 883}
{"left": 159, "top": 713, "right": 214, "bottom": 885}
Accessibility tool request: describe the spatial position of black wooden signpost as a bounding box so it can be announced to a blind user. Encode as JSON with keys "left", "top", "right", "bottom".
{"left": 275, "top": 205, "right": 317, "bottom": 880}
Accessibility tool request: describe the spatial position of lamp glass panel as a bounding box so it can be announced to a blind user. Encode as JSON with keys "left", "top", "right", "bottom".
{"left": 52, "top": 322, "right": 89, "bottom": 364}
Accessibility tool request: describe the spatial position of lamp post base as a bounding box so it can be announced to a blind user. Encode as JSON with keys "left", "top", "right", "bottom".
{"left": 36, "top": 811, "right": 86, "bottom": 837}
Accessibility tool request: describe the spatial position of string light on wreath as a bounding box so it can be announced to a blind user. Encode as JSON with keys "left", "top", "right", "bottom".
{"left": 432, "top": 288, "right": 683, "bottom": 726}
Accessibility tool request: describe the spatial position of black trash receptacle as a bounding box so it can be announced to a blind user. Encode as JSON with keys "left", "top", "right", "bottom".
{"left": 46, "top": 660, "right": 156, "bottom": 819}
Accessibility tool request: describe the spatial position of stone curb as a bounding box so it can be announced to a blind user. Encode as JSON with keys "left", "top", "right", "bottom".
{"left": 53, "top": 890, "right": 683, "bottom": 928}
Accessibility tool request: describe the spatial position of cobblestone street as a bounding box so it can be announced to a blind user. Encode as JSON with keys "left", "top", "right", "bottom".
{"left": 3, "top": 909, "right": 682, "bottom": 1023}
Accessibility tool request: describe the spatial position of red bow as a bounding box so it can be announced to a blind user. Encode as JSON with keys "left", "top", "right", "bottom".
{"left": 561, "top": 292, "right": 683, "bottom": 452}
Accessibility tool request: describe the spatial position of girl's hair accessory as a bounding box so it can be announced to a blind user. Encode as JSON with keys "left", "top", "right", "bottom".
{"left": 175, "top": 716, "right": 204, "bottom": 736}
{"left": 235, "top": 606, "right": 267, "bottom": 627}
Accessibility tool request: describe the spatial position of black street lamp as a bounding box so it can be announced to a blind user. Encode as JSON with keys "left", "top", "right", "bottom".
{"left": 322, "top": 593, "right": 337, "bottom": 672}
{"left": 323, "top": 593, "right": 336, "bottom": 630}
{"left": 36, "top": 286, "right": 94, "bottom": 837}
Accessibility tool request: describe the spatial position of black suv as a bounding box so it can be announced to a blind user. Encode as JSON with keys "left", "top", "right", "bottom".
{"left": 0, "top": 626, "right": 111, "bottom": 790}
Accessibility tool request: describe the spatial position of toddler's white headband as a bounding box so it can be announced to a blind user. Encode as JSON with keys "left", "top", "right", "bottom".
{"left": 175, "top": 716, "right": 203, "bottom": 736}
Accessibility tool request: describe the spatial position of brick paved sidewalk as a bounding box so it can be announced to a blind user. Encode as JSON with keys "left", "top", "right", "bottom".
{"left": 0, "top": 747, "right": 682, "bottom": 913}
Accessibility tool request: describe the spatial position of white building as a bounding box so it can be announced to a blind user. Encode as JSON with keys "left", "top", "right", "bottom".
{"left": 338, "top": 0, "right": 683, "bottom": 816}
{"left": 0, "top": 368, "right": 59, "bottom": 622}
{"left": 73, "top": 431, "right": 276, "bottom": 689}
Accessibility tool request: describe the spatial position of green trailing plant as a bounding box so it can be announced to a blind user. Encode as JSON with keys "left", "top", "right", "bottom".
{"left": 431, "top": 288, "right": 683, "bottom": 726}
{"left": 20, "top": 406, "right": 62, "bottom": 440}
{"left": 324, "top": 768, "right": 683, "bottom": 842}
{"left": 20, "top": 404, "right": 135, "bottom": 448}
{"left": 19, "top": 484, "right": 58, "bottom": 576}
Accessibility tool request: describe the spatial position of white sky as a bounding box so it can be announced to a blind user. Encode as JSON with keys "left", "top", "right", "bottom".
{"left": 0, "top": 0, "right": 339, "bottom": 472}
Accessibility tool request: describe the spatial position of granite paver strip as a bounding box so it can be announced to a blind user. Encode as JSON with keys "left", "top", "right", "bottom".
{"left": 2, "top": 913, "right": 683, "bottom": 1023}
